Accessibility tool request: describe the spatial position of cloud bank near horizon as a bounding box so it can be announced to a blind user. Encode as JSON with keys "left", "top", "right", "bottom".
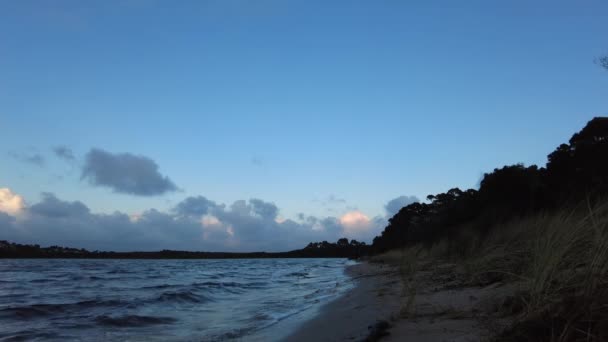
{"left": 0, "top": 187, "right": 417, "bottom": 252}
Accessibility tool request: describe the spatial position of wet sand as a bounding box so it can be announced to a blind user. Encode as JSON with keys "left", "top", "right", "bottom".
{"left": 284, "top": 261, "right": 514, "bottom": 342}
{"left": 283, "top": 262, "right": 402, "bottom": 341}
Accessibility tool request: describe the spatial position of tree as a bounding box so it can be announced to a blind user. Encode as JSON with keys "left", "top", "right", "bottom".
{"left": 478, "top": 164, "right": 544, "bottom": 214}
{"left": 598, "top": 55, "right": 608, "bottom": 70}
{"left": 546, "top": 117, "right": 608, "bottom": 200}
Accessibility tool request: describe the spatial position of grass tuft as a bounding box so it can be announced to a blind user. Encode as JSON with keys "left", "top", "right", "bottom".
{"left": 381, "top": 199, "right": 608, "bottom": 341}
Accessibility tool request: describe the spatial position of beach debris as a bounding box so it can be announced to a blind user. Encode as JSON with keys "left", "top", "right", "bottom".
{"left": 363, "top": 320, "right": 390, "bottom": 341}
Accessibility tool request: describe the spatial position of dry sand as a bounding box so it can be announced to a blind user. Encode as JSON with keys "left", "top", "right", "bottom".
{"left": 284, "top": 261, "right": 514, "bottom": 342}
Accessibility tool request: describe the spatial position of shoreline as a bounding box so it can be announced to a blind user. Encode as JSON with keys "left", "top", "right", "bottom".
{"left": 284, "top": 260, "right": 514, "bottom": 341}
{"left": 283, "top": 261, "right": 402, "bottom": 341}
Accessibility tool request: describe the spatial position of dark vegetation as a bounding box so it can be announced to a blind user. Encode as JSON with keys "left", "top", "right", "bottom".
{"left": 597, "top": 55, "right": 608, "bottom": 71}
{"left": 371, "top": 117, "right": 608, "bottom": 256}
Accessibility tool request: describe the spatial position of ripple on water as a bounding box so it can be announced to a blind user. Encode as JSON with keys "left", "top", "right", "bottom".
{"left": 95, "top": 314, "right": 177, "bottom": 327}
{"left": 156, "top": 290, "right": 210, "bottom": 304}
{"left": 0, "top": 299, "right": 132, "bottom": 320}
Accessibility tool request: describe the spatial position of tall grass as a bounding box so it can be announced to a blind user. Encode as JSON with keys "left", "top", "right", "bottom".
{"left": 379, "top": 200, "right": 608, "bottom": 341}
{"left": 370, "top": 246, "right": 423, "bottom": 317}
{"left": 473, "top": 201, "right": 608, "bottom": 341}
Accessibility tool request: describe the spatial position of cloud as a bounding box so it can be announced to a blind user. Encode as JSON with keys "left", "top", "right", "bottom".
{"left": 249, "top": 198, "right": 278, "bottom": 220}
{"left": 0, "top": 188, "right": 25, "bottom": 216}
{"left": 9, "top": 151, "right": 45, "bottom": 167}
{"left": 29, "top": 193, "right": 90, "bottom": 218}
{"left": 1, "top": 191, "right": 207, "bottom": 251}
{"left": 338, "top": 211, "right": 381, "bottom": 241}
{"left": 0, "top": 212, "right": 16, "bottom": 226}
{"left": 340, "top": 211, "right": 371, "bottom": 230}
{"left": 81, "top": 148, "right": 178, "bottom": 196}
{"left": 53, "top": 146, "right": 75, "bottom": 161}
{"left": 0, "top": 190, "right": 391, "bottom": 252}
{"left": 384, "top": 195, "right": 419, "bottom": 217}
{"left": 173, "top": 196, "right": 222, "bottom": 217}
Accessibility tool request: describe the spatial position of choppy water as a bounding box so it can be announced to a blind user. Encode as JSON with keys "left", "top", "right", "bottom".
{"left": 0, "top": 258, "right": 355, "bottom": 341}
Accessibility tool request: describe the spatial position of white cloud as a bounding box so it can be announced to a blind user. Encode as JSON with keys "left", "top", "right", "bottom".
{"left": 339, "top": 211, "right": 371, "bottom": 232}
{"left": 200, "top": 215, "right": 221, "bottom": 227}
{"left": 0, "top": 188, "right": 25, "bottom": 216}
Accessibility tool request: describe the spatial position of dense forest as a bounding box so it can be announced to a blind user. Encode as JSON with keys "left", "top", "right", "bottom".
{"left": 371, "top": 117, "right": 608, "bottom": 255}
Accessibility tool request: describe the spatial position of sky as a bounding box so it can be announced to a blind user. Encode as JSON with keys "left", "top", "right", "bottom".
{"left": 1, "top": 0, "right": 607, "bottom": 251}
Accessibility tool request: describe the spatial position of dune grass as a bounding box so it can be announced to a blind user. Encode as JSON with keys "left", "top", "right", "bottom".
{"left": 370, "top": 246, "right": 423, "bottom": 317}
{"left": 491, "top": 201, "right": 608, "bottom": 341}
{"left": 377, "top": 200, "right": 608, "bottom": 341}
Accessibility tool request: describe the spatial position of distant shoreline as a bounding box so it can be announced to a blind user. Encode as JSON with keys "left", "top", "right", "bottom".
{"left": 0, "top": 239, "right": 369, "bottom": 259}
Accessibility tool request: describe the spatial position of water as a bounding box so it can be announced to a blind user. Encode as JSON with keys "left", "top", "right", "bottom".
{"left": 0, "top": 258, "right": 355, "bottom": 341}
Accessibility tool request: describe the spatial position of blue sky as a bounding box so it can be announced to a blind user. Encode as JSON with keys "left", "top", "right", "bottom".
{"left": 1, "top": 1, "right": 607, "bottom": 251}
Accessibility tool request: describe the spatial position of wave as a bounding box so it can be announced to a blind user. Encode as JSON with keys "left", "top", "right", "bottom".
{"left": 214, "top": 327, "right": 256, "bottom": 340}
{"left": 286, "top": 271, "right": 310, "bottom": 278}
{"left": 0, "top": 304, "right": 67, "bottom": 319}
{"left": 28, "top": 278, "right": 54, "bottom": 283}
{"left": 141, "top": 283, "right": 180, "bottom": 290}
{"left": 0, "top": 330, "right": 61, "bottom": 341}
{"left": 107, "top": 269, "right": 132, "bottom": 274}
{"left": 145, "top": 275, "right": 168, "bottom": 280}
{"left": 140, "top": 281, "right": 266, "bottom": 299}
{"left": 193, "top": 281, "right": 266, "bottom": 289}
{"left": 157, "top": 290, "right": 210, "bottom": 304}
{"left": 0, "top": 299, "right": 130, "bottom": 319}
{"left": 0, "top": 258, "right": 352, "bottom": 341}
{"left": 95, "top": 315, "right": 176, "bottom": 327}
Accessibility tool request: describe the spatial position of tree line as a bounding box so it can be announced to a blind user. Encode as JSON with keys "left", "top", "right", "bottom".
{"left": 0, "top": 238, "right": 368, "bottom": 259}
{"left": 370, "top": 117, "right": 608, "bottom": 254}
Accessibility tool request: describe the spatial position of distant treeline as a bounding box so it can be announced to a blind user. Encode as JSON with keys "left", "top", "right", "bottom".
{"left": 0, "top": 238, "right": 369, "bottom": 259}
{"left": 370, "top": 117, "right": 608, "bottom": 254}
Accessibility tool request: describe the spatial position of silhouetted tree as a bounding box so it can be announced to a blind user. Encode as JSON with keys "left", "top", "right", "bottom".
{"left": 337, "top": 238, "right": 349, "bottom": 247}
{"left": 371, "top": 118, "right": 608, "bottom": 254}
{"left": 546, "top": 117, "right": 608, "bottom": 201}
{"left": 598, "top": 55, "right": 608, "bottom": 70}
{"left": 478, "top": 164, "right": 544, "bottom": 216}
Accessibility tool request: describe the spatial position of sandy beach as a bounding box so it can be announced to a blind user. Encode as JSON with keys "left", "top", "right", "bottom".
{"left": 284, "top": 262, "right": 402, "bottom": 341}
{"left": 285, "top": 260, "right": 515, "bottom": 342}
